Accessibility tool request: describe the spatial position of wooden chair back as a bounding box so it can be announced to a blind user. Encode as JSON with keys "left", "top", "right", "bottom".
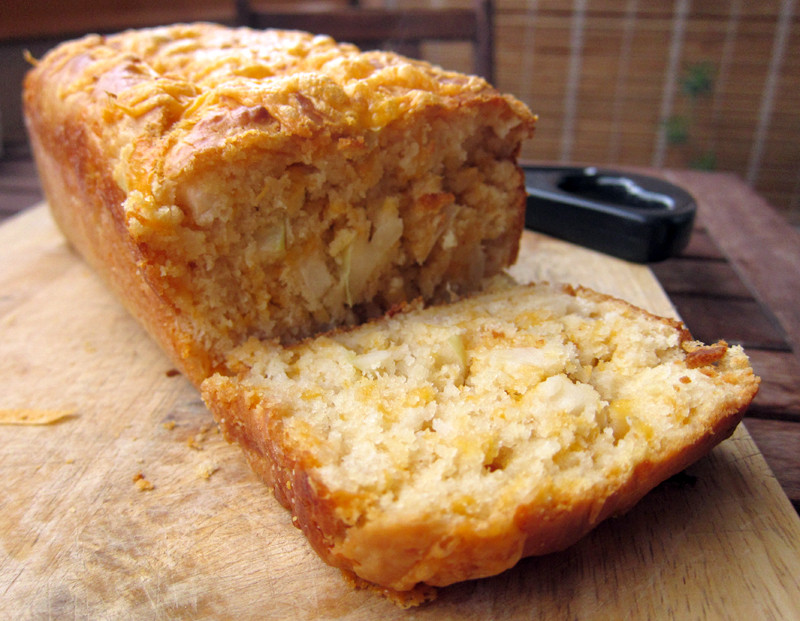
{"left": 235, "top": 1, "right": 495, "bottom": 83}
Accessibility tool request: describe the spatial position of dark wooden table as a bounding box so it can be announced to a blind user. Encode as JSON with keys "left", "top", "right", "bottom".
{"left": 653, "top": 169, "right": 800, "bottom": 514}
{"left": 1, "top": 150, "right": 798, "bottom": 513}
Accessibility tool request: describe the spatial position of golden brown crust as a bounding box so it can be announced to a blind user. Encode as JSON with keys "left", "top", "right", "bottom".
{"left": 25, "top": 108, "right": 215, "bottom": 384}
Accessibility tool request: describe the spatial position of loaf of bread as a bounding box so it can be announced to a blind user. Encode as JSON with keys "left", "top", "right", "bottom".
{"left": 23, "top": 23, "right": 535, "bottom": 385}
{"left": 203, "top": 281, "right": 758, "bottom": 599}
{"left": 24, "top": 23, "right": 759, "bottom": 606}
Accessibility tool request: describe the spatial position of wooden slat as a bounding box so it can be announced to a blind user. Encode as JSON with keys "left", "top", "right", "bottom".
{"left": 0, "top": 154, "right": 44, "bottom": 223}
{"left": 498, "top": 1, "right": 789, "bottom": 19}
{"left": 247, "top": 8, "right": 479, "bottom": 42}
{"left": 0, "top": 195, "right": 42, "bottom": 223}
{"left": 677, "top": 227, "right": 726, "bottom": 260}
{"left": 0, "top": 158, "right": 41, "bottom": 193}
{"left": 667, "top": 294, "right": 790, "bottom": 351}
{"left": 650, "top": 259, "right": 753, "bottom": 298}
{"left": 745, "top": 350, "right": 800, "bottom": 421}
{"left": 745, "top": 418, "right": 800, "bottom": 509}
{"left": 0, "top": 0, "right": 234, "bottom": 41}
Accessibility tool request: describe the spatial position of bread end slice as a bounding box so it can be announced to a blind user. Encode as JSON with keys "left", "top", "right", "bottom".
{"left": 201, "top": 282, "right": 759, "bottom": 597}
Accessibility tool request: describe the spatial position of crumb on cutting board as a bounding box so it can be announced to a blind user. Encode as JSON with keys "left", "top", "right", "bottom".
{"left": 0, "top": 408, "right": 77, "bottom": 425}
{"left": 340, "top": 569, "right": 438, "bottom": 608}
{"left": 187, "top": 423, "right": 217, "bottom": 450}
{"left": 132, "top": 472, "right": 154, "bottom": 491}
{"left": 196, "top": 460, "right": 220, "bottom": 480}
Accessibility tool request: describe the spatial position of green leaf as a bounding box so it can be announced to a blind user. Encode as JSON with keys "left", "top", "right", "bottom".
{"left": 664, "top": 116, "right": 690, "bottom": 145}
{"left": 681, "top": 62, "right": 715, "bottom": 99}
{"left": 690, "top": 151, "right": 717, "bottom": 171}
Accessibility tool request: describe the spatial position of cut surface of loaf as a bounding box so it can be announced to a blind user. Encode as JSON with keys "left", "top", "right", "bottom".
{"left": 202, "top": 281, "right": 759, "bottom": 594}
{"left": 23, "top": 23, "right": 535, "bottom": 384}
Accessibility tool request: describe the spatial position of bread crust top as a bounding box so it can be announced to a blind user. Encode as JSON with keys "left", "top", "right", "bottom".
{"left": 25, "top": 23, "right": 534, "bottom": 201}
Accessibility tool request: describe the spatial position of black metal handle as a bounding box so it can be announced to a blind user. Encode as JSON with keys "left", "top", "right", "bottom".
{"left": 524, "top": 166, "right": 697, "bottom": 263}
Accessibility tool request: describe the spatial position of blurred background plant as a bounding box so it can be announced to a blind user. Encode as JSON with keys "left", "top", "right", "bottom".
{"left": 665, "top": 62, "right": 717, "bottom": 171}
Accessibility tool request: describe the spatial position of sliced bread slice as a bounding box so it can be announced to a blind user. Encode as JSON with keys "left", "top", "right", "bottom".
{"left": 201, "top": 281, "right": 759, "bottom": 597}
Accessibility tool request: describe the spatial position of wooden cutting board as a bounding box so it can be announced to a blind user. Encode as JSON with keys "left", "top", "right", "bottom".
{"left": 2, "top": 204, "right": 799, "bottom": 619}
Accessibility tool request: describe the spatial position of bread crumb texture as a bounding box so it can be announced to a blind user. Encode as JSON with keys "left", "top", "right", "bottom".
{"left": 203, "top": 282, "right": 758, "bottom": 591}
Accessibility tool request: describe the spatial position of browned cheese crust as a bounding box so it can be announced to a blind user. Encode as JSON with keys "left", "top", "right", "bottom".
{"left": 23, "top": 23, "right": 536, "bottom": 386}
{"left": 202, "top": 282, "right": 759, "bottom": 594}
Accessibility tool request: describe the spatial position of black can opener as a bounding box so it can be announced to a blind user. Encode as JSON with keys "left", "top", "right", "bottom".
{"left": 524, "top": 166, "right": 697, "bottom": 263}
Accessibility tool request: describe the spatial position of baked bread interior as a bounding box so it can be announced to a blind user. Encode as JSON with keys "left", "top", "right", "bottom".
{"left": 202, "top": 281, "right": 759, "bottom": 597}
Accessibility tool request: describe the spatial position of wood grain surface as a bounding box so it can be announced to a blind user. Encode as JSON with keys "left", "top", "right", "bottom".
{"left": 2, "top": 205, "right": 799, "bottom": 619}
